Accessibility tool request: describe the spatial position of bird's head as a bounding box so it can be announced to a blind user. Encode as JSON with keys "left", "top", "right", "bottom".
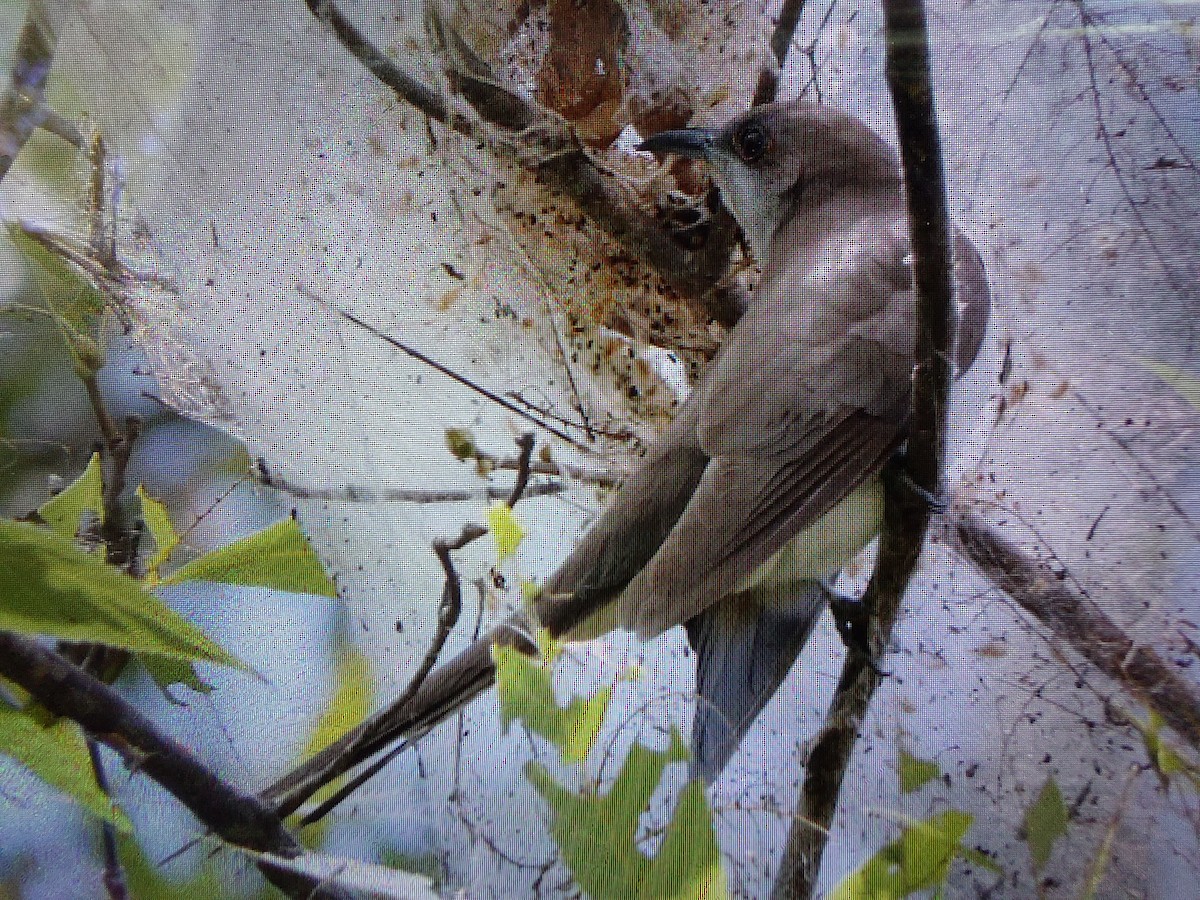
{"left": 639, "top": 100, "right": 902, "bottom": 260}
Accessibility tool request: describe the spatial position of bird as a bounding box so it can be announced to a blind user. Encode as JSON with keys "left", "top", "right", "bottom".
{"left": 264, "top": 98, "right": 991, "bottom": 812}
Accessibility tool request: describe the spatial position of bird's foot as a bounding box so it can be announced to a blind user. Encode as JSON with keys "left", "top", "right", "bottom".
{"left": 820, "top": 579, "right": 889, "bottom": 677}
{"left": 883, "top": 454, "right": 946, "bottom": 515}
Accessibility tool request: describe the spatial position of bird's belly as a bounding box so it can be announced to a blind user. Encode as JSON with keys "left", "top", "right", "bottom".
{"left": 735, "top": 477, "right": 884, "bottom": 594}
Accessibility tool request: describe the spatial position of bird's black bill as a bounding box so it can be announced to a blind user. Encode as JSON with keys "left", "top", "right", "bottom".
{"left": 637, "top": 127, "right": 715, "bottom": 159}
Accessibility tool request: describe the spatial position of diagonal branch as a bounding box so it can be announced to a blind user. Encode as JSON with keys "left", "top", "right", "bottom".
{"left": 771, "top": 0, "right": 956, "bottom": 893}
{"left": 753, "top": 0, "right": 811, "bottom": 106}
{"left": 946, "top": 506, "right": 1200, "bottom": 751}
{"left": 303, "top": 0, "right": 747, "bottom": 326}
{"left": 0, "top": 631, "right": 352, "bottom": 900}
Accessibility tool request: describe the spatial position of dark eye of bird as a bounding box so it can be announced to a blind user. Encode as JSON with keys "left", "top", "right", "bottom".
{"left": 735, "top": 123, "right": 769, "bottom": 163}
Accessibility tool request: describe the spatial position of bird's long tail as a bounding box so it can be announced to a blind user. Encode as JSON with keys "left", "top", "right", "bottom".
{"left": 261, "top": 614, "right": 536, "bottom": 818}
{"left": 686, "top": 580, "right": 827, "bottom": 782}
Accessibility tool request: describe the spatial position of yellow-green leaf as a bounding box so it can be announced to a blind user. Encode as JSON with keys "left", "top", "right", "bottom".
{"left": 830, "top": 811, "right": 987, "bottom": 900}
{"left": 140, "top": 654, "right": 213, "bottom": 701}
{"left": 163, "top": 518, "right": 337, "bottom": 597}
{"left": 0, "top": 519, "right": 240, "bottom": 666}
{"left": 898, "top": 750, "right": 940, "bottom": 794}
{"left": 445, "top": 427, "right": 478, "bottom": 460}
{"left": 487, "top": 502, "right": 525, "bottom": 562}
{"left": 8, "top": 225, "right": 105, "bottom": 332}
{"left": 0, "top": 704, "right": 132, "bottom": 832}
{"left": 525, "top": 731, "right": 725, "bottom": 899}
{"left": 136, "top": 485, "right": 179, "bottom": 578}
{"left": 305, "top": 648, "right": 374, "bottom": 759}
{"left": 495, "top": 642, "right": 610, "bottom": 763}
{"left": 37, "top": 452, "right": 103, "bottom": 538}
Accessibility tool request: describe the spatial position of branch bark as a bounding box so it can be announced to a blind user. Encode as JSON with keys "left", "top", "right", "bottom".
{"left": 771, "top": 0, "right": 956, "bottom": 893}
{"left": 946, "top": 506, "right": 1200, "bottom": 750}
{"left": 304, "top": 0, "right": 747, "bottom": 327}
{"left": 0, "top": 631, "right": 352, "bottom": 900}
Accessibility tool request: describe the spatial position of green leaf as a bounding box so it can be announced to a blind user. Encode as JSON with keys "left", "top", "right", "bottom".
{"left": 487, "top": 502, "right": 525, "bottom": 563}
{"left": 830, "top": 811, "right": 982, "bottom": 900}
{"left": 525, "top": 730, "right": 726, "bottom": 899}
{"left": 305, "top": 648, "right": 374, "bottom": 758}
{"left": 136, "top": 485, "right": 179, "bottom": 578}
{"left": 495, "top": 641, "right": 610, "bottom": 763}
{"left": 1142, "top": 359, "right": 1200, "bottom": 409}
{"left": 1135, "top": 709, "right": 1200, "bottom": 791}
{"left": 163, "top": 518, "right": 337, "bottom": 597}
{"left": 140, "top": 654, "right": 214, "bottom": 701}
{"left": 445, "top": 426, "right": 478, "bottom": 460}
{"left": 898, "top": 750, "right": 940, "bottom": 794}
{"left": 0, "top": 704, "right": 132, "bottom": 832}
{"left": 37, "top": 452, "right": 103, "bottom": 537}
{"left": 293, "top": 647, "right": 374, "bottom": 848}
{"left": 0, "top": 519, "right": 240, "bottom": 666}
{"left": 8, "top": 224, "right": 105, "bottom": 332}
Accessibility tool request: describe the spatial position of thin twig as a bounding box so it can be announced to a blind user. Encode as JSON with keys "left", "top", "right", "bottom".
{"left": 255, "top": 457, "right": 563, "bottom": 503}
{"left": 505, "top": 432, "right": 536, "bottom": 507}
{"left": 0, "top": 0, "right": 56, "bottom": 183}
{"left": 297, "top": 436, "right": 543, "bottom": 824}
{"left": 85, "top": 736, "right": 130, "bottom": 900}
{"left": 754, "top": 0, "right": 811, "bottom": 106}
{"left": 771, "top": 0, "right": 955, "bottom": 893}
{"left": 0, "top": 632, "right": 351, "bottom": 900}
{"left": 333, "top": 307, "right": 589, "bottom": 449}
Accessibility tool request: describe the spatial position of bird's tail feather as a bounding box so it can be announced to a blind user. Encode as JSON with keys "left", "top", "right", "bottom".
{"left": 261, "top": 614, "right": 536, "bottom": 817}
{"left": 686, "top": 580, "right": 826, "bottom": 783}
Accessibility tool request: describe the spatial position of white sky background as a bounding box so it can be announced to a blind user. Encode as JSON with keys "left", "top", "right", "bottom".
{"left": 2, "top": 0, "right": 1197, "bottom": 896}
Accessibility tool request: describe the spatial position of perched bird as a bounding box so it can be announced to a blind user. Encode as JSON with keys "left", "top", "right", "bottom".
{"left": 265, "top": 99, "right": 990, "bottom": 811}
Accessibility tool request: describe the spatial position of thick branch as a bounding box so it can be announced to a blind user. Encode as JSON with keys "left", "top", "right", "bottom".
{"left": 771, "top": 0, "right": 955, "bottom": 894}
{"left": 0, "top": 632, "right": 351, "bottom": 900}
{"left": 946, "top": 506, "right": 1200, "bottom": 752}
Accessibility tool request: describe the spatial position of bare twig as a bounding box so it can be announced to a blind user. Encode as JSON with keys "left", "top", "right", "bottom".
{"left": 0, "top": 1, "right": 56, "bottom": 183}
{"left": 305, "top": 0, "right": 453, "bottom": 125}
{"left": 771, "top": 0, "right": 956, "bottom": 893}
{"left": 753, "top": 0, "right": 811, "bottom": 106}
{"left": 0, "top": 632, "right": 351, "bottom": 900}
{"left": 333, "top": 307, "right": 589, "bottom": 449}
{"left": 505, "top": 432, "right": 536, "bottom": 507}
{"left": 295, "top": 436, "right": 543, "bottom": 824}
{"left": 85, "top": 736, "right": 130, "bottom": 900}
{"left": 254, "top": 457, "right": 564, "bottom": 503}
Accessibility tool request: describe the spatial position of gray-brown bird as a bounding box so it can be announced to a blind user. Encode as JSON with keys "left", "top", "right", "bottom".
{"left": 266, "top": 99, "right": 990, "bottom": 811}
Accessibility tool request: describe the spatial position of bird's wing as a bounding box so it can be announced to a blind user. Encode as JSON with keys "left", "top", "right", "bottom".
{"left": 535, "top": 402, "right": 712, "bottom": 639}
{"left": 616, "top": 406, "right": 902, "bottom": 636}
{"left": 616, "top": 220, "right": 915, "bottom": 636}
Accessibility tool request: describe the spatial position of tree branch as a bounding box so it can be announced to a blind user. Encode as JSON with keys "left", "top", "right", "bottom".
{"left": 303, "top": 0, "right": 747, "bottom": 328}
{"left": 946, "top": 505, "right": 1200, "bottom": 753}
{"left": 771, "top": 0, "right": 955, "bottom": 893}
{"left": 753, "top": 0, "right": 811, "bottom": 106}
{"left": 0, "top": 632, "right": 352, "bottom": 900}
{"left": 0, "top": 0, "right": 56, "bottom": 183}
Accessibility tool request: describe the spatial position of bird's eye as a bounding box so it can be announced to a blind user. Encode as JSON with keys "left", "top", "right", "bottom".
{"left": 734, "top": 123, "right": 769, "bottom": 163}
